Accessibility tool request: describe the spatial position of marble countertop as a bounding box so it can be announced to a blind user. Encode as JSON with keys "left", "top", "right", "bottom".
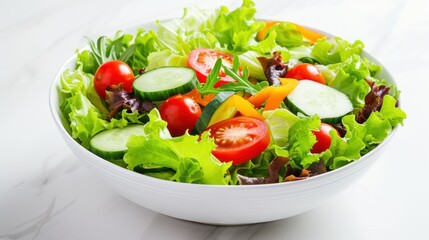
{"left": 1, "top": 0, "right": 427, "bottom": 239}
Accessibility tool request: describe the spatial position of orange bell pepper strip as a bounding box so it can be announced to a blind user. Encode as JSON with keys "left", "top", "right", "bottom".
{"left": 184, "top": 88, "right": 215, "bottom": 107}
{"left": 264, "top": 79, "right": 299, "bottom": 110}
{"left": 247, "top": 78, "right": 299, "bottom": 110}
{"left": 247, "top": 86, "right": 276, "bottom": 108}
{"left": 292, "top": 23, "right": 326, "bottom": 43}
{"left": 257, "top": 21, "right": 325, "bottom": 43}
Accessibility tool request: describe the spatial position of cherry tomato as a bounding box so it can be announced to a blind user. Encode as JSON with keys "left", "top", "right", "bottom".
{"left": 187, "top": 48, "right": 239, "bottom": 87}
{"left": 311, "top": 123, "right": 340, "bottom": 154}
{"left": 94, "top": 60, "right": 135, "bottom": 99}
{"left": 285, "top": 63, "right": 326, "bottom": 85}
{"left": 205, "top": 117, "right": 270, "bottom": 165}
{"left": 159, "top": 95, "right": 202, "bottom": 137}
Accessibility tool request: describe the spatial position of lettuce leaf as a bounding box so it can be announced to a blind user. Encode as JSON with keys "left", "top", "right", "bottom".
{"left": 378, "top": 95, "right": 407, "bottom": 127}
{"left": 288, "top": 45, "right": 312, "bottom": 61}
{"left": 124, "top": 110, "right": 231, "bottom": 185}
{"left": 327, "top": 56, "right": 372, "bottom": 108}
{"left": 238, "top": 50, "right": 268, "bottom": 81}
{"left": 213, "top": 0, "right": 264, "bottom": 52}
{"left": 145, "top": 49, "right": 187, "bottom": 71}
{"left": 155, "top": 0, "right": 269, "bottom": 55}
{"left": 263, "top": 109, "right": 299, "bottom": 147}
{"left": 321, "top": 128, "right": 366, "bottom": 170}
{"left": 75, "top": 50, "right": 97, "bottom": 75}
{"left": 250, "top": 31, "right": 279, "bottom": 54}
{"left": 311, "top": 37, "right": 364, "bottom": 65}
{"left": 287, "top": 116, "right": 321, "bottom": 169}
{"left": 156, "top": 5, "right": 221, "bottom": 55}
{"left": 265, "top": 22, "right": 304, "bottom": 49}
{"left": 127, "top": 29, "right": 161, "bottom": 73}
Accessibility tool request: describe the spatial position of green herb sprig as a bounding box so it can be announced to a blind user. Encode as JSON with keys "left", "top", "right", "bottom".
{"left": 198, "top": 56, "right": 268, "bottom": 96}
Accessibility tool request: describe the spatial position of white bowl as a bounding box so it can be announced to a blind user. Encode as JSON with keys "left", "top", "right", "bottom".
{"left": 49, "top": 22, "right": 399, "bottom": 225}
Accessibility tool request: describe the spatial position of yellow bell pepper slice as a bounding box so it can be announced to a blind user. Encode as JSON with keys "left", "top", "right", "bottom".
{"left": 233, "top": 95, "right": 264, "bottom": 120}
{"left": 208, "top": 94, "right": 263, "bottom": 127}
{"left": 264, "top": 79, "right": 299, "bottom": 110}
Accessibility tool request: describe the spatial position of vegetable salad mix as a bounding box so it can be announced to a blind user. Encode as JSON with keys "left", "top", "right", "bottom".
{"left": 59, "top": 0, "right": 406, "bottom": 185}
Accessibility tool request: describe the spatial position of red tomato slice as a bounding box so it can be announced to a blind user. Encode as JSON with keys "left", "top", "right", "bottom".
{"left": 311, "top": 123, "right": 340, "bottom": 153}
{"left": 94, "top": 60, "right": 135, "bottom": 98}
{"left": 285, "top": 63, "right": 326, "bottom": 85}
{"left": 205, "top": 117, "right": 270, "bottom": 165}
{"left": 187, "top": 48, "right": 238, "bottom": 88}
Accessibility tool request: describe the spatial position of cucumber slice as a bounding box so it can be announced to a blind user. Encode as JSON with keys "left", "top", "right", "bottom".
{"left": 285, "top": 80, "right": 353, "bottom": 124}
{"left": 133, "top": 66, "right": 197, "bottom": 101}
{"left": 193, "top": 91, "right": 235, "bottom": 134}
{"left": 90, "top": 124, "right": 146, "bottom": 160}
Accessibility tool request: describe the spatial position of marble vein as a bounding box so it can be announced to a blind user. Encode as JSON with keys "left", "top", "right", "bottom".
{"left": 0, "top": 198, "right": 76, "bottom": 240}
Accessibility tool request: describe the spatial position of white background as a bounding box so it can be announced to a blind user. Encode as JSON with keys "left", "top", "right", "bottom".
{"left": 0, "top": 0, "right": 427, "bottom": 239}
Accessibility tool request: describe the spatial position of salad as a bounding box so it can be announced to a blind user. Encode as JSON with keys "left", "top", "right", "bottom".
{"left": 59, "top": 0, "right": 406, "bottom": 185}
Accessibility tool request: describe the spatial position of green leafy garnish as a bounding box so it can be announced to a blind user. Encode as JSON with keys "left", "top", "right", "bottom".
{"left": 77, "top": 29, "right": 161, "bottom": 75}
{"left": 198, "top": 56, "right": 268, "bottom": 96}
{"left": 85, "top": 34, "right": 135, "bottom": 71}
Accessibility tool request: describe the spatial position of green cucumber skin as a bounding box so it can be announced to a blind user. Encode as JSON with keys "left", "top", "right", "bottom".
{"left": 89, "top": 124, "right": 145, "bottom": 160}
{"left": 133, "top": 66, "right": 198, "bottom": 101}
{"left": 285, "top": 80, "right": 353, "bottom": 124}
{"left": 134, "top": 81, "right": 196, "bottom": 101}
{"left": 193, "top": 91, "right": 235, "bottom": 134}
{"left": 90, "top": 147, "right": 126, "bottom": 161}
{"left": 284, "top": 98, "right": 343, "bottom": 124}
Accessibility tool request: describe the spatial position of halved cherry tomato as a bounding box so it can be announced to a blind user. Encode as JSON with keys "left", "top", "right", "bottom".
{"left": 94, "top": 60, "right": 135, "bottom": 98}
{"left": 311, "top": 123, "right": 340, "bottom": 154}
{"left": 187, "top": 48, "right": 239, "bottom": 87}
{"left": 159, "top": 95, "right": 202, "bottom": 137}
{"left": 285, "top": 63, "right": 326, "bottom": 85}
{"left": 206, "top": 117, "right": 270, "bottom": 165}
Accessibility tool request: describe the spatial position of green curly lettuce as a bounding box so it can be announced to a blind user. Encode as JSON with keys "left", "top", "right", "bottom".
{"left": 124, "top": 110, "right": 232, "bottom": 185}
{"left": 311, "top": 37, "right": 364, "bottom": 65}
